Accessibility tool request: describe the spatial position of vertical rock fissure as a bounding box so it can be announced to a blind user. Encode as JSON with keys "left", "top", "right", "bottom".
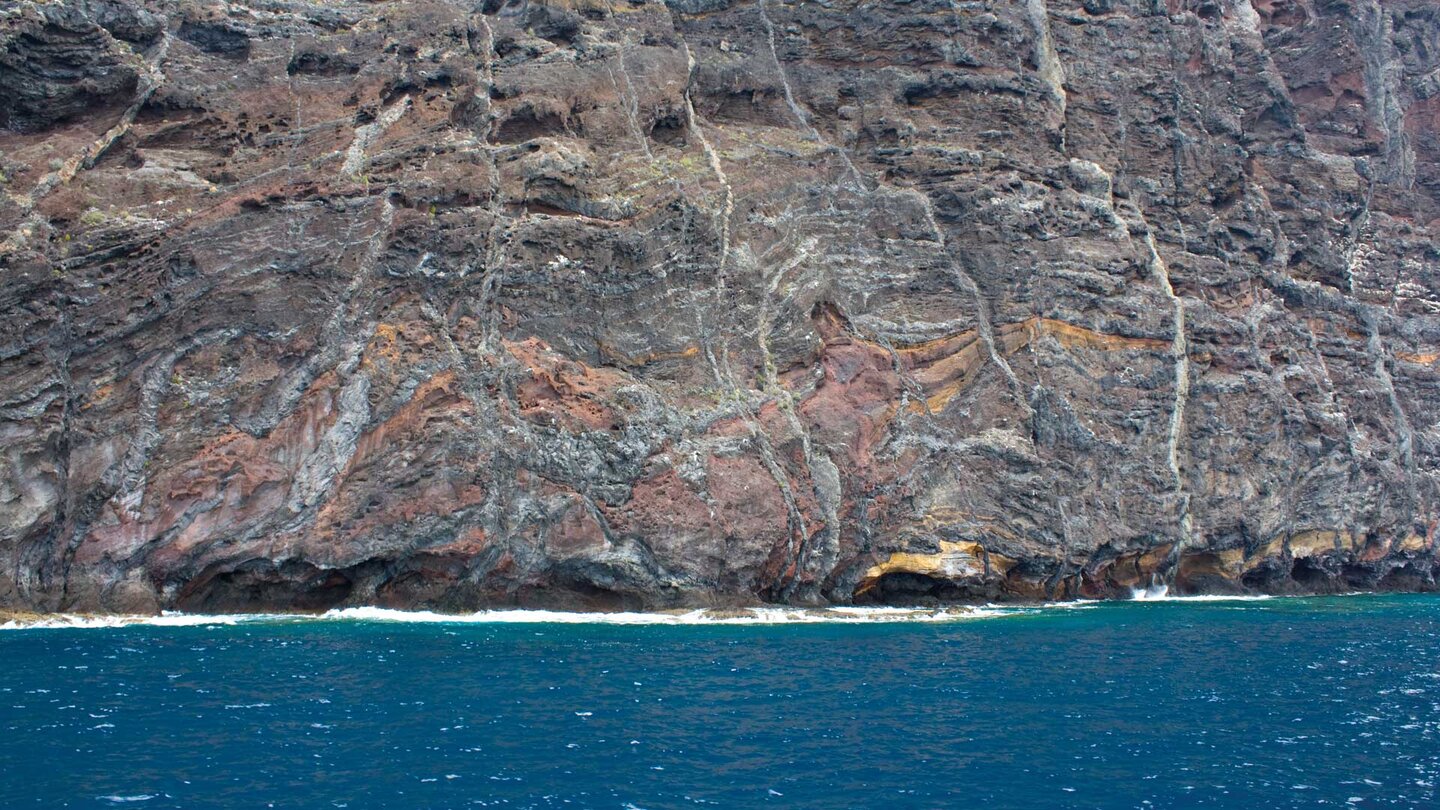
{"left": 1352, "top": 0, "right": 1416, "bottom": 189}
{"left": 678, "top": 37, "right": 812, "bottom": 595}
{"left": 442, "top": 36, "right": 617, "bottom": 574}
{"left": 610, "top": 42, "right": 656, "bottom": 162}
{"left": 456, "top": 71, "right": 539, "bottom": 579}
{"left": 473, "top": 14, "right": 512, "bottom": 354}
{"left": 1158, "top": 24, "right": 1194, "bottom": 575}
{"left": 681, "top": 44, "right": 733, "bottom": 292}
{"left": 1066, "top": 155, "right": 1195, "bottom": 574}
{"left": 1343, "top": 178, "right": 1374, "bottom": 296}
{"left": 914, "top": 191, "right": 1031, "bottom": 416}
{"left": 756, "top": 0, "right": 863, "bottom": 188}
{"left": 341, "top": 94, "right": 411, "bottom": 178}
{"left": 756, "top": 236, "right": 841, "bottom": 600}
{"left": 1024, "top": 0, "right": 1068, "bottom": 150}
{"left": 1366, "top": 318, "right": 1418, "bottom": 512}
{"left": 1045, "top": 497, "right": 1076, "bottom": 597}
{"left": 1142, "top": 228, "right": 1194, "bottom": 571}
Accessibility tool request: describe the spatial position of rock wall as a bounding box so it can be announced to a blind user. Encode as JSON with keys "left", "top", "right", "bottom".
{"left": 2, "top": 0, "right": 1438, "bottom": 612}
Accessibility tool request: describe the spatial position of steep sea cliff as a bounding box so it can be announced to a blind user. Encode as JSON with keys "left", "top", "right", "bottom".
{"left": 2, "top": 0, "right": 1439, "bottom": 613}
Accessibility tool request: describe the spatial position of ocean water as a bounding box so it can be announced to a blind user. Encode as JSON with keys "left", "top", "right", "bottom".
{"left": 1, "top": 595, "right": 1437, "bottom": 809}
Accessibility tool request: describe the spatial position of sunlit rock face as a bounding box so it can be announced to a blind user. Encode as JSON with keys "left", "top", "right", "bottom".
{"left": 2, "top": 0, "right": 1438, "bottom": 613}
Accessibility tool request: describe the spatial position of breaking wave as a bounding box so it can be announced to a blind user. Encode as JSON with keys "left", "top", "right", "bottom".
{"left": 4, "top": 591, "right": 1380, "bottom": 630}
{"left": 0, "top": 613, "right": 264, "bottom": 631}
{"left": 316, "top": 605, "right": 1026, "bottom": 625}
{"left": 1127, "top": 591, "right": 1277, "bottom": 602}
{"left": 3, "top": 604, "right": 1041, "bottom": 630}
{"left": 1126, "top": 581, "right": 1280, "bottom": 602}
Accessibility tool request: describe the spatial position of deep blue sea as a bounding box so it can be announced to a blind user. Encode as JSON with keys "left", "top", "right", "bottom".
{"left": 1, "top": 594, "right": 1437, "bottom": 809}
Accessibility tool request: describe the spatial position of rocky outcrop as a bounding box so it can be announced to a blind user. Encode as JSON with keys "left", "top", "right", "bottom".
{"left": 2, "top": 0, "right": 1438, "bottom": 613}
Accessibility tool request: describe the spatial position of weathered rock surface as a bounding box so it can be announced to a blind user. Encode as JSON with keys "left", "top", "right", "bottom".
{"left": 2, "top": 0, "right": 1439, "bottom": 613}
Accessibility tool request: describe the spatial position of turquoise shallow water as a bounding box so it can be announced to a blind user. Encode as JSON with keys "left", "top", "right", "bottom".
{"left": 1, "top": 595, "right": 1437, "bottom": 809}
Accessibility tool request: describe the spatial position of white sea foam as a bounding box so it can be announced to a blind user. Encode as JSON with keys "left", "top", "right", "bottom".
{"left": 1, "top": 592, "right": 1382, "bottom": 630}
{"left": 1146, "top": 594, "right": 1277, "bottom": 602}
{"left": 1130, "top": 582, "right": 1172, "bottom": 600}
{"left": 1, "top": 612, "right": 275, "bottom": 631}
{"left": 1126, "top": 585, "right": 1276, "bottom": 603}
{"left": 2, "top": 605, "right": 1022, "bottom": 630}
{"left": 317, "top": 605, "right": 1020, "bottom": 625}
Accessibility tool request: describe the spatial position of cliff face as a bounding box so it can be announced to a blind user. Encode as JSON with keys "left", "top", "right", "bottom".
{"left": 2, "top": 0, "right": 1439, "bottom": 613}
